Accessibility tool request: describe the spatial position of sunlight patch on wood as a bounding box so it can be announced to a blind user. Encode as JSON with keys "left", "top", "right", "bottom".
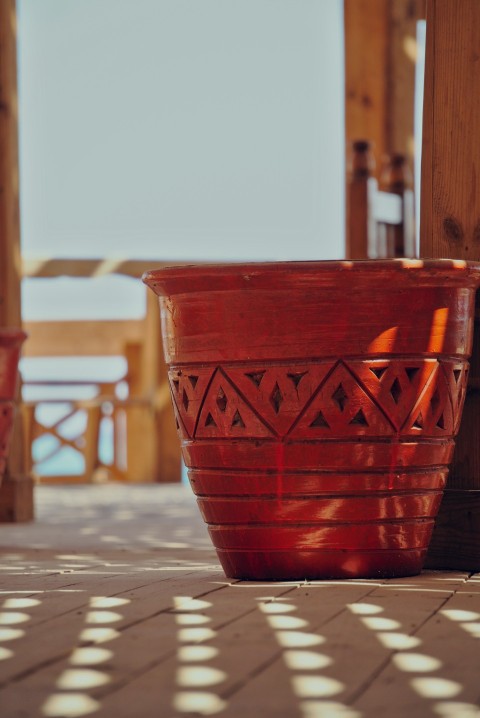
{"left": 42, "top": 693, "right": 100, "bottom": 717}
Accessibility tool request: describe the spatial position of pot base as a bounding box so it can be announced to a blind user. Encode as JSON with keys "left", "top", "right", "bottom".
{"left": 217, "top": 548, "right": 427, "bottom": 581}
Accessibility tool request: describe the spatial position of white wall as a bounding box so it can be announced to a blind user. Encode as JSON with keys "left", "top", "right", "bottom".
{"left": 18, "top": 0, "right": 345, "bottom": 266}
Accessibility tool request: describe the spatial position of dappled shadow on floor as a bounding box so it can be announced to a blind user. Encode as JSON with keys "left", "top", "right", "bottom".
{"left": 0, "top": 485, "right": 480, "bottom": 716}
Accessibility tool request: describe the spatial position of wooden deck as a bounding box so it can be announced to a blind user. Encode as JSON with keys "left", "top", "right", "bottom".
{"left": 0, "top": 485, "right": 479, "bottom": 718}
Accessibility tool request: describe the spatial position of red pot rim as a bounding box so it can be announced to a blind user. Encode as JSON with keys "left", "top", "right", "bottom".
{"left": 143, "top": 258, "right": 480, "bottom": 296}
{"left": 0, "top": 328, "right": 28, "bottom": 348}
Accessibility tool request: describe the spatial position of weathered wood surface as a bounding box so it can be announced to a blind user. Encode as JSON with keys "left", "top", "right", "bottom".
{"left": 421, "top": 0, "right": 480, "bottom": 570}
{"left": 0, "top": 484, "right": 479, "bottom": 717}
{"left": 344, "top": 0, "right": 426, "bottom": 170}
{"left": 0, "top": 0, "right": 33, "bottom": 522}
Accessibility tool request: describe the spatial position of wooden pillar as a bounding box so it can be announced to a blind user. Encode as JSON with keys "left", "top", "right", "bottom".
{"left": 421, "top": 0, "right": 480, "bottom": 569}
{"left": 122, "top": 291, "right": 181, "bottom": 483}
{"left": 0, "top": 0, "right": 34, "bottom": 521}
{"left": 142, "top": 290, "right": 181, "bottom": 483}
{"left": 346, "top": 140, "right": 377, "bottom": 259}
{"left": 345, "top": 0, "right": 425, "bottom": 174}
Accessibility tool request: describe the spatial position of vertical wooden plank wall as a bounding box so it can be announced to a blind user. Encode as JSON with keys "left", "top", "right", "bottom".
{"left": 421, "top": 0, "right": 480, "bottom": 569}
{"left": 0, "top": 0, "right": 34, "bottom": 521}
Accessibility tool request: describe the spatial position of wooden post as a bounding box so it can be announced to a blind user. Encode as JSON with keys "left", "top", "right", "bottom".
{"left": 344, "top": 0, "right": 426, "bottom": 176}
{"left": 421, "top": 0, "right": 480, "bottom": 569}
{"left": 345, "top": 0, "right": 390, "bottom": 172}
{"left": 346, "top": 140, "right": 377, "bottom": 259}
{"left": 142, "top": 290, "right": 181, "bottom": 483}
{"left": 377, "top": 153, "right": 415, "bottom": 258}
{"left": 0, "top": 0, "right": 34, "bottom": 521}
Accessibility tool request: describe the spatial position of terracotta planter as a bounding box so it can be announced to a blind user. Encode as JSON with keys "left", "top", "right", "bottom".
{"left": 143, "top": 260, "right": 480, "bottom": 580}
{"left": 0, "top": 329, "right": 27, "bottom": 481}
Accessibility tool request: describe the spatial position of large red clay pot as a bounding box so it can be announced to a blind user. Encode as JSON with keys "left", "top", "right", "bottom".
{"left": 0, "top": 329, "right": 27, "bottom": 481}
{"left": 143, "top": 260, "right": 480, "bottom": 580}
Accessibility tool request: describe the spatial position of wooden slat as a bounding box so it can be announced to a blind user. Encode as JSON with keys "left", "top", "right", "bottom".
{"left": 22, "top": 257, "right": 202, "bottom": 280}
{"left": 421, "top": 0, "right": 480, "bottom": 570}
{"left": 23, "top": 319, "right": 145, "bottom": 357}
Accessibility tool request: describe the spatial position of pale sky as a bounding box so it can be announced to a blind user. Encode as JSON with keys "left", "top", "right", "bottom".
{"left": 17, "top": 0, "right": 345, "bottom": 318}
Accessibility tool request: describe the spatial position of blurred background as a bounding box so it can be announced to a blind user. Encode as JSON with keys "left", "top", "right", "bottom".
{"left": 12, "top": 1, "right": 426, "bottom": 483}
{"left": 17, "top": 0, "right": 345, "bottom": 479}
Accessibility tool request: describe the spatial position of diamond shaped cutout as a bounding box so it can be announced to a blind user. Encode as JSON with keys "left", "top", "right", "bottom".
{"left": 216, "top": 387, "right": 228, "bottom": 413}
{"left": 389, "top": 378, "right": 402, "bottom": 405}
{"left": 430, "top": 390, "right": 441, "bottom": 415}
{"left": 332, "top": 383, "right": 348, "bottom": 412}
{"left": 270, "top": 383, "right": 283, "bottom": 414}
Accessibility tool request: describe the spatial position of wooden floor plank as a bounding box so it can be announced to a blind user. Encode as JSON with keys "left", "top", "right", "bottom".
{"left": 0, "top": 485, "right": 480, "bottom": 717}
{"left": 353, "top": 582, "right": 480, "bottom": 716}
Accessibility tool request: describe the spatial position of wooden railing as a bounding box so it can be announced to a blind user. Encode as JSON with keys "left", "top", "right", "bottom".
{"left": 20, "top": 257, "right": 195, "bottom": 483}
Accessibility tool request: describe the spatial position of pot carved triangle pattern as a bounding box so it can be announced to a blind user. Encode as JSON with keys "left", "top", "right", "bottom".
{"left": 226, "top": 364, "right": 331, "bottom": 436}
{"left": 402, "top": 363, "right": 455, "bottom": 436}
{"left": 168, "top": 368, "right": 215, "bottom": 438}
{"left": 167, "top": 358, "right": 468, "bottom": 440}
{"left": 290, "top": 362, "right": 394, "bottom": 437}
{"left": 196, "top": 369, "right": 273, "bottom": 438}
{"left": 346, "top": 359, "right": 438, "bottom": 431}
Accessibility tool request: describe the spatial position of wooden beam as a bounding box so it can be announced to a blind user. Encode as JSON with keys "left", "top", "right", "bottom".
{"left": 23, "top": 319, "right": 145, "bottom": 357}
{"left": 0, "top": 0, "right": 33, "bottom": 522}
{"left": 22, "top": 257, "right": 202, "bottom": 280}
{"left": 420, "top": 0, "right": 480, "bottom": 570}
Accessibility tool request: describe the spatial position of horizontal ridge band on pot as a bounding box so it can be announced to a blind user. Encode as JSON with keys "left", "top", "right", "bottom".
{"left": 189, "top": 469, "right": 448, "bottom": 495}
{"left": 197, "top": 493, "right": 442, "bottom": 523}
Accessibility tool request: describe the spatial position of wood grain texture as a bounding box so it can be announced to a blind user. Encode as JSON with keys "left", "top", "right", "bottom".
{"left": 345, "top": 0, "right": 425, "bottom": 169}
{"left": 0, "top": 0, "right": 21, "bottom": 329}
{"left": 345, "top": 0, "right": 390, "bottom": 167}
{"left": 420, "top": 1, "right": 480, "bottom": 261}
{"left": 0, "top": 484, "right": 479, "bottom": 718}
{"left": 421, "top": 0, "right": 480, "bottom": 569}
{"left": 0, "top": 0, "right": 32, "bottom": 520}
